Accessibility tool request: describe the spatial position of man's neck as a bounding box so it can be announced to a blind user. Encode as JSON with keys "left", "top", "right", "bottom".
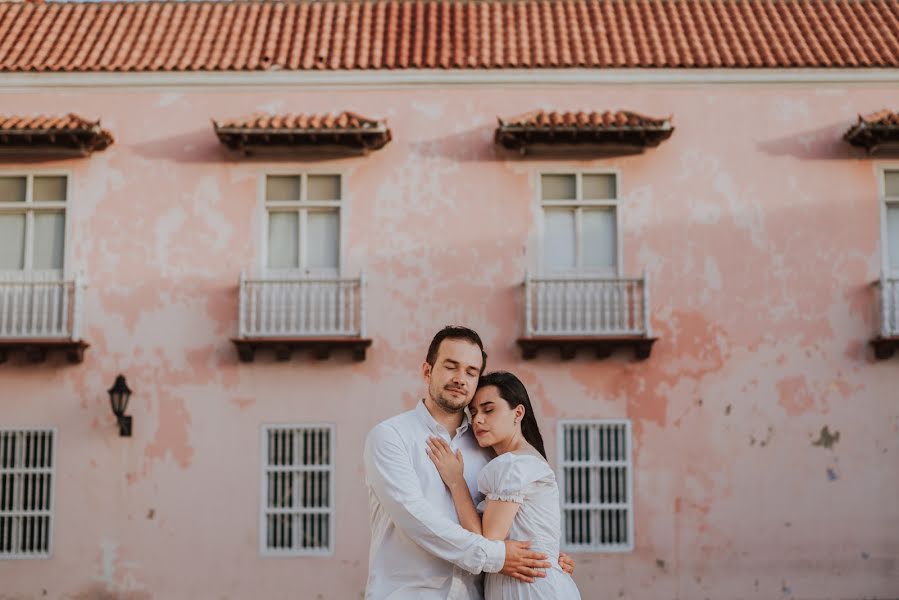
{"left": 422, "top": 397, "right": 465, "bottom": 438}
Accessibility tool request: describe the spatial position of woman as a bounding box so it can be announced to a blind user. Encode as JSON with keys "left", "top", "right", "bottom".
{"left": 426, "top": 371, "right": 581, "bottom": 600}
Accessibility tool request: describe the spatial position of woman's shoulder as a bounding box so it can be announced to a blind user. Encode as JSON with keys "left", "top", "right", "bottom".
{"left": 478, "top": 451, "right": 554, "bottom": 493}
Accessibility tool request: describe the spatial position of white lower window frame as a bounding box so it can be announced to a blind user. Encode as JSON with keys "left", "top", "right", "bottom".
{"left": 0, "top": 427, "right": 56, "bottom": 560}
{"left": 260, "top": 423, "right": 335, "bottom": 557}
{"left": 557, "top": 419, "right": 633, "bottom": 553}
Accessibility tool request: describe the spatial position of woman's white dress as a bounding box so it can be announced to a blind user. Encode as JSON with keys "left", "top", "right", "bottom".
{"left": 477, "top": 452, "right": 581, "bottom": 600}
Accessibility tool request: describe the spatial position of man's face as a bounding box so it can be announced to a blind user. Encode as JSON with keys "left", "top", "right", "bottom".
{"left": 423, "top": 338, "right": 483, "bottom": 414}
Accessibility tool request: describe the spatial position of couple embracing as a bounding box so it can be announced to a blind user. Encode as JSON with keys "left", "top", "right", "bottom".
{"left": 364, "top": 326, "right": 582, "bottom": 600}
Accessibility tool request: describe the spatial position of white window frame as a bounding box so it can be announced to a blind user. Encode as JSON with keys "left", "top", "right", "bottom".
{"left": 557, "top": 419, "right": 633, "bottom": 553}
{"left": 259, "top": 423, "right": 336, "bottom": 557}
{"left": 0, "top": 171, "right": 72, "bottom": 278}
{"left": 0, "top": 427, "right": 57, "bottom": 560}
{"left": 879, "top": 165, "right": 899, "bottom": 277}
{"left": 259, "top": 170, "right": 346, "bottom": 278}
{"left": 537, "top": 169, "right": 623, "bottom": 277}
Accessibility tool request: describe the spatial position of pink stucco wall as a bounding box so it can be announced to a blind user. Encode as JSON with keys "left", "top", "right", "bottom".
{"left": 1, "top": 81, "right": 897, "bottom": 599}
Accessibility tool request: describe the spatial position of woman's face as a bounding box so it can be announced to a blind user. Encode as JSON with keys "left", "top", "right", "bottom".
{"left": 469, "top": 385, "right": 523, "bottom": 448}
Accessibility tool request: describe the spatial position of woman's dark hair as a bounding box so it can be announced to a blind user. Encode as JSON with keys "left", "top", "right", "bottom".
{"left": 426, "top": 326, "right": 487, "bottom": 374}
{"left": 477, "top": 371, "right": 546, "bottom": 459}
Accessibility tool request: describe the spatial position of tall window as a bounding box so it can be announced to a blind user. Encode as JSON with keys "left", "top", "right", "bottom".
{"left": 265, "top": 174, "right": 341, "bottom": 275}
{"left": 261, "top": 425, "right": 335, "bottom": 556}
{"left": 0, "top": 429, "right": 55, "bottom": 559}
{"left": 884, "top": 170, "right": 899, "bottom": 275}
{"left": 0, "top": 175, "right": 67, "bottom": 273}
{"left": 558, "top": 420, "right": 633, "bottom": 552}
{"left": 541, "top": 173, "right": 618, "bottom": 275}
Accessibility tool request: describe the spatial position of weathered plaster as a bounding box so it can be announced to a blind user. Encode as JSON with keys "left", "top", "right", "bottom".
{"left": 1, "top": 84, "right": 897, "bottom": 599}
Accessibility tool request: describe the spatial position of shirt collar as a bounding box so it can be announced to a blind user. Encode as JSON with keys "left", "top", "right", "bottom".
{"left": 415, "top": 399, "right": 471, "bottom": 435}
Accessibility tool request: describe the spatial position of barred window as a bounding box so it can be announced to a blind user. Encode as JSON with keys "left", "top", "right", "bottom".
{"left": 558, "top": 420, "right": 633, "bottom": 552}
{"left": 261, "top": 425, "right": 334, "bottom": 556}
{"left": 0, "top": 429, "right": 55, "bottom": 559}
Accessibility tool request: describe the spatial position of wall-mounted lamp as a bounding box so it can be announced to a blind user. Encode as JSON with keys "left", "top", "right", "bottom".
{"left": 108, "top": 375, "right": 132, "bottom": 437}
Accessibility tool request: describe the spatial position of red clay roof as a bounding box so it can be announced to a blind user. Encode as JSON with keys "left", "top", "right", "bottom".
{"left": 213, "top": 111, "right": 391, "bottom": 153}
{"left": 0, "top": 0, "right": 897, "bottom": 72}
{"left": 843, "top": 109, "right": 899, "bottom": 151}
{"left": 0, "top": 113, "right": 113, "bottom": 154}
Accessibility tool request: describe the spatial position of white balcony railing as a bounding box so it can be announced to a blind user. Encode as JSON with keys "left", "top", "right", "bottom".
{"left": 524, "top": 272, "right": 651, "bottom": 337}
{"left": 876, "top": 275, "right": 899, "bottom": 337}
{"left": 0, "top": 273, "right": 84, "bottom": 340}
{"left": 238, "top": 272, "right": 366, "bottom": 339}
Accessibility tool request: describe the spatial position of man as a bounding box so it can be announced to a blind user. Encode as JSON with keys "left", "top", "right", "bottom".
{"left": 363, "top": 326, "right": 573, "bottom": 599}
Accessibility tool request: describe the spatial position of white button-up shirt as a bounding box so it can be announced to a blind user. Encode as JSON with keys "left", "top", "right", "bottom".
{"left": 364, "top": 400, "right": 506, "bottom": 599}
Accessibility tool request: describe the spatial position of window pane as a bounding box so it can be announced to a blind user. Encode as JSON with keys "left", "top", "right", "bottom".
{"left": 0, "top": 177, "right": 26, "bottom": 203}
{"left": 266, "top": 176, "right": 301, "bottom": 202}
{"left": 308, "top": 175, "right": 341, "bottom": 201}
{"left": 0, "top": 214, "right": 25, "bottom": 269}
{"left": 541, "top": 174, "right": 576, "bottom": 201}
{"left": 888, "top": 204, "right": 899, "bottom": 270}
{"left": 583, "top": 174, "right": 616, "bottom": 199}
{"left": 268, "top": 212, "right": 299, "bottom": 268}
{"left": 543, "top": 208, "right": 576, "bottom": 271}
{"left": 583, "top": 208, "right": 617, "bottom": 270}
{"left": 306, "top": 210, "right": 339, "bottom": 270}
{"left": 33, "top": 212, "right": 65, "bottom": 270}
{"left": 33, "top": 176, "right": 67, "bottom": 202}
{"left": 885, "top": 171, "right": 899, "bottom": 197}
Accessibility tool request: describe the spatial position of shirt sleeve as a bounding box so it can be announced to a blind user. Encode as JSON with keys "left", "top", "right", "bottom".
{"left": 363, "top": 423, "right": 506, "bottom": 575}
{"left": 478, "top": 454, "right": 549, "bottom": 505}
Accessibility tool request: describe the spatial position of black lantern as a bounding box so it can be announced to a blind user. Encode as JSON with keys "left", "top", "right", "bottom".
{"left": 108, "top": 375, "right": 132, "bottom": 437}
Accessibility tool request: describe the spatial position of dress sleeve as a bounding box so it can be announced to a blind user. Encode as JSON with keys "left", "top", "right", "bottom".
{"left": 477, "top": 454, "right": 549, "bottom": 505}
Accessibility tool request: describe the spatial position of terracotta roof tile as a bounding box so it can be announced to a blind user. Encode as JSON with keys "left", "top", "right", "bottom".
{"left": 844, "top": 109, "right": 899, "bottom": 151}
{"left": 0, "top": 113, "right": 114, "bottom": 154}
{"left": 499, "top": 109, "right": 672, "bottom": 129}
{"left": 213, "top": 110, "right": 391, "bottom": 153}
{"left": 495, "top": 109, "right": 674, "bottom": 151}
{"left": 1, "top": 0, "right": 898, "bottom": 73}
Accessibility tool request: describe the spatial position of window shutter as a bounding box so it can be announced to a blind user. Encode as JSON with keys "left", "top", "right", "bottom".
{"left": 0, "top": 429, "right": 55, "bottom": 558}
{"left": 582, "top": 208, "right": 617, "bottom": 271}
{"left": 262, "top": 425, "right": 335, "bottom": 556}
{"left": 559, "top": 420, "right": 633, "bottom": 552}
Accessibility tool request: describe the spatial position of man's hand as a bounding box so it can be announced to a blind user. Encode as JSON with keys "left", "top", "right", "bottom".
{"left": 501, "top": 540, "right": 550, "bottom": 583}
{"left": 559, "top": 552, "right": 575, "bottom": 575}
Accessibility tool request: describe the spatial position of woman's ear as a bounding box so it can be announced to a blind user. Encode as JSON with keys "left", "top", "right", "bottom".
{"left": 515, "top": 405, "right": 525, "bottom": 421}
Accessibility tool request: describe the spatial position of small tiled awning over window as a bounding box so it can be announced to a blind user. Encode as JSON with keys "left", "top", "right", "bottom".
{"left": 213, "top": 112, "right": 391, "bottom": 155}
{"left": 495, "top": 110, "right": 674, "bottom": 154}
{"left": 844, "top": 110, "right": 899, "bottom": 153}
{"left": 0, "top": 114, "right": 113, "bottom": 156}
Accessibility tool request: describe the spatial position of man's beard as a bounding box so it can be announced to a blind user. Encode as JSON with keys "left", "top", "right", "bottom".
{"left": 429, "top": 383, "right": 469, "bottom": 413}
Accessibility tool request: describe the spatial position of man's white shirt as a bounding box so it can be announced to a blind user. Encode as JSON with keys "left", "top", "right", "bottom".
{"left": 364, "top": 400, "right": 506, "bottom": 599}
